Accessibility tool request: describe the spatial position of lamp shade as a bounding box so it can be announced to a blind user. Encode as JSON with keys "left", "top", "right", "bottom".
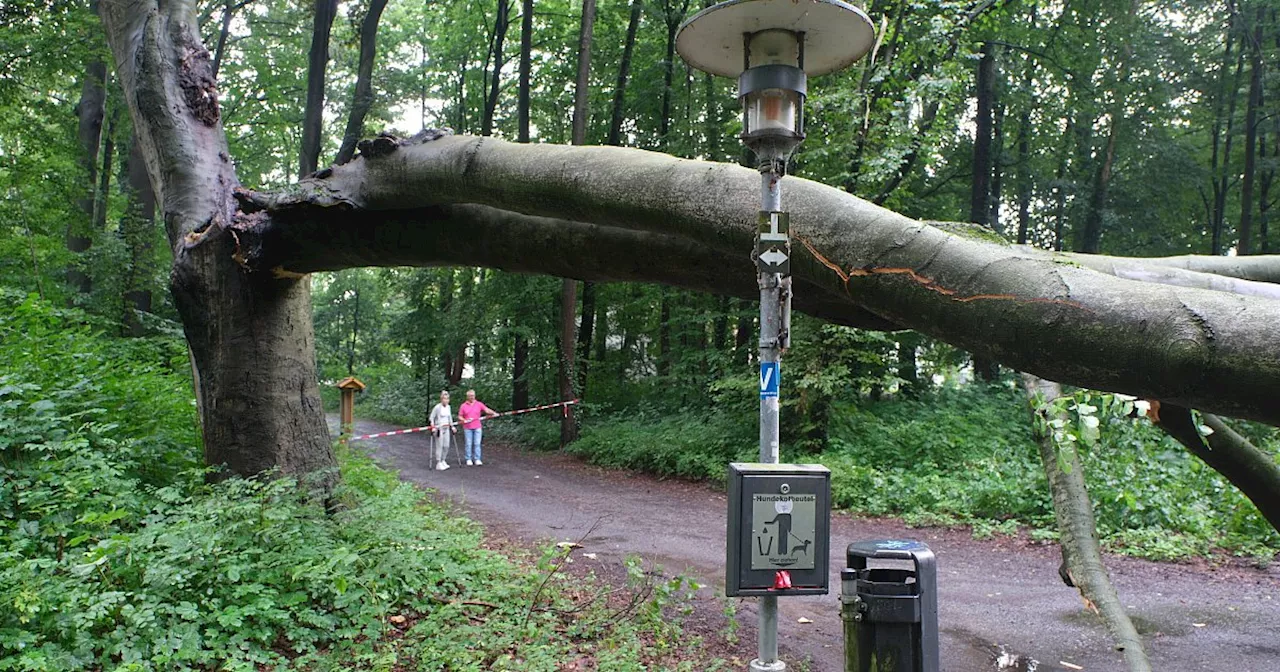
{"left": 676, "top": 0, "right": 876, "bottom": 79}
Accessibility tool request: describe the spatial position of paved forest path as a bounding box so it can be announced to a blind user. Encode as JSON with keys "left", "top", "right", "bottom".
{"left": 333, "top": 415, "right": 1280, "bottom": 671}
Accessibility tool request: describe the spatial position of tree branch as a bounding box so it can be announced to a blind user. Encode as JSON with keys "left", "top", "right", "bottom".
{"left": 1014, "top": 246, "right": 1280, "bottom": 299}
{"left": 1022, "top": 375, "right": 1151, "bottom": 672}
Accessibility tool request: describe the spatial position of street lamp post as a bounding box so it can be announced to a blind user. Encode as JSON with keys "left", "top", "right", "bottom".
{"left": 677, "top": 3, "right": 875, "bottom": 670}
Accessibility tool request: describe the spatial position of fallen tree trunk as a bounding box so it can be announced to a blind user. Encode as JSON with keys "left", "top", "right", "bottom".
{"left": 1022, "top": 375, "right": 1151, "bottom": 672}
{"left": 241, "top": 133, "right": 1280, "bottom": 425}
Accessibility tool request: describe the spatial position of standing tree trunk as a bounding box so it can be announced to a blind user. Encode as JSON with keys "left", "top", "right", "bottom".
{"left": 1076, "top": 116, "right": 1118, "bottom": 254}
{"left": 335, "top": 0, "right": 390, "bottom": 165}
{"left": 897, "top": 332, "right": 925, "bottom": 398}
{"left": 570, "top": 0, "right": 595, "bottom": 146}
{"left": 558, "top": 280, "right": 578, "bottom": 444}
{"left": 517, "top": 0, "right": 532, "bottom": 143}
{"left": 712, "top": 295, "right": 729, "bottom": 351}
{"left": 122, "top": 132, "right": 156, "bottom": 336}
{"left": 1238, "top": 6, "right": 1264, "bottom": 255}
{"left": 93, "top": 110, "right": 118, "bottom": 235}
{"left": 300, "top": 0, "right": 338, "bottom": 177}
{"left": 482, "top": 0, "right": 511, "bottom": 138}
{"left": 1052, "top": 119, "right": 1074, "bottom": 252}
{"left": 1015, "top": 108, "right": 1032, "bottom": 245}
{"left": 607, "top": 0, "right": 643, "bottom": 146}
{"left": 70, "top": 2, "right": 107, "bottom": 298}
{"left": 658, "top": 289, "right": 672, "bottom": 376}
{"left": 970, "top": 42, "right": 996, "bottom": 229}
{"left": 969, "top": 42, "right": 999, "bottom": 381}
{"left": 512, "top": 331, "right": 529, "bottom": 410}
{"left": 100, "top": 0, "right": 335, "bottom": 488}
{"left": 990, "top": 100, "right": 1006, "bottom": 233}
{"left": 557, "top": 0, "right": 593, "bottom": 442}
{"left": 510, "top": 0, "right": 532, "bottom": 409}
{"left": 576, "top": 280, "right": 596, "bottom": 396}
{"left": 1208, "top": 4, "right": 1239, "bottom": 255}
{"left": 346, "top": 278, "right": 360, "bottom": 375}
{"left": 1214, "top": 48, "right": 1247, "bottom": 255}
{"left": 658, "top": 1, "right": 687, "bottom": 150}
{"left": 211, "top": 0, "right": 235, "bottom": 78}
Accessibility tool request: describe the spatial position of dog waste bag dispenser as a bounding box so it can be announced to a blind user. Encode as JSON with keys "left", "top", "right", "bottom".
{"left": 842, "top": 540, "right": 940, "bottom": 672}
{"left": 726, "top": 463, "right": 831, "bottom": 596}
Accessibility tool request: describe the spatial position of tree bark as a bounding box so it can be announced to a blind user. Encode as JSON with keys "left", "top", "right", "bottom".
{"left": 335, "top": 0, "right": 390, "bottom": 165}
{"left": 482, "top": 0, "right": 511, "bottom": 138}
{"left": 238, "top": 134, "right": 1280, "bottom": 425}
{"left": 300, "top": 0, "right": 338, "bottom": 177}
{"left": 101, "top": 0, "right": 335, "bottom": 488}
{"left": 71, "top": 2, "right": 107, "bottom": 298}
{"left": 1068, "top": 251, "right": 1280, "bottom": 285}
{"left": 607, "top": 0, "right": 643, "bottom": 147}
{"left": 1022, "top": 375, "right": 1151, "bottom": 672}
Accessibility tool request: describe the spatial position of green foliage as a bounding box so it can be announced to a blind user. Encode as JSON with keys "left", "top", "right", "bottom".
{"left": 822, "top": 386, "right": 1051, "bottom": 522}
{"left": 0, "top": 293, "right": 727, "bottom": 671}
{"left": 568, "top": 409, "right": 756, "bottom": 482}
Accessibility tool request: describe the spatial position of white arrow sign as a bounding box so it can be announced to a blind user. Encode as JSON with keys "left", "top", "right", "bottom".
{"left": 759, "top": 249, "right": 789, "bottom": 267}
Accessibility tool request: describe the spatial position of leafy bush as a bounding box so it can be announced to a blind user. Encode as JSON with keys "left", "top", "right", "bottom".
{"left": 568, "top": 407, "right": 756, "bottom": 483}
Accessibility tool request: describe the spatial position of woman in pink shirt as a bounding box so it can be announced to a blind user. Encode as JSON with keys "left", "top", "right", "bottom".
{"left": 458, "top": 389, "right": 499, "bottom": 465}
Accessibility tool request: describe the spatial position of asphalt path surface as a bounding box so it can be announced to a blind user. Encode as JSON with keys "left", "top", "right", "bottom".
{"left": 335, "top": 416, "right": 1280, "bottom": 671}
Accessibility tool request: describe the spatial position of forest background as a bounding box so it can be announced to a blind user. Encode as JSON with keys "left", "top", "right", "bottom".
{"left": 2, "top": 0, "right": 1280, "bottom": 652}
{"left": 4, "top": 0, "right": 1280, "bottom": 668}
{"left": 4, "top": 0, "right": 1279, "bottom": 561}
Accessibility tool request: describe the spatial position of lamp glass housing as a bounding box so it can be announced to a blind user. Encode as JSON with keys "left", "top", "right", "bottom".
{"left": 745, "top": 88, "right": 801, "bottom": 135}
{"left": 746, "top": 29, "right": 800, "bottom": 68}
{"left": 739, "top": 29, "right": 806, "bottom": 163}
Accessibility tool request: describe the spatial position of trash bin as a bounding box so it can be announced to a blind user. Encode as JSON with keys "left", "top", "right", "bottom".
{"left": 841, "top": 540, "right": 939, "bottom": 672}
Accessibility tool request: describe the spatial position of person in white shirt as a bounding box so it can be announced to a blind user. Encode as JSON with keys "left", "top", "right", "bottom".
{"left": 427, "top": 390, "right": 457, "bottom": 471}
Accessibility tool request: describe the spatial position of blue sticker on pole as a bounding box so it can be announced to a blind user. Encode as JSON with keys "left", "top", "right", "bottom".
{"left": 760, "top": 362, "right": 779, "bottom": 399}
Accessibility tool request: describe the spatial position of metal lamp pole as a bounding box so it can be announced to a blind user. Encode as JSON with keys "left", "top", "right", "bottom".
{"left": 756, "top": 165, "right": 788, "bottom": 671}
{"left": 676, "top": 3, "right": 875, "bottom": 671}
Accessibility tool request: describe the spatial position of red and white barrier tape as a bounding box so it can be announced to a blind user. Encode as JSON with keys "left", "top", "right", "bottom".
{"left": 344, "top": 399, "right": 579, "bottom": 442}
